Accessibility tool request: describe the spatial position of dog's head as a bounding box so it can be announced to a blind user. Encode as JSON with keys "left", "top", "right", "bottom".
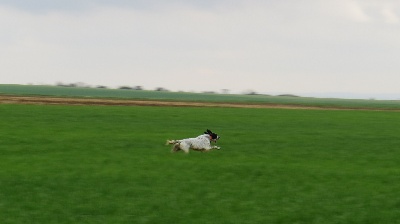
{"left": 204, "top": 129, "right": 220, "bottom": 143}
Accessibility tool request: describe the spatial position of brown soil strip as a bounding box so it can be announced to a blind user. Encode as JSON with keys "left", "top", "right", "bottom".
{"left": 0, "top": 95, "right": 397, "bottom": 111}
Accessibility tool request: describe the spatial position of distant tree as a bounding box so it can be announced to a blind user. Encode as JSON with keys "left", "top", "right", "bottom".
{"left": 133, "top": 86, "right": 143, "bottom": 90}
{"left": 155, "top": 87, "right": 169, "bottom": 92}
{"left": 244, "top": 90, "right": 258, "bottom": 95}
{"left": 57, "top": 83, "right": 76, "bottom": 87}
{"left": 96, "top": 85, "right": 108, "bottom": 89}
{"left": 119, "top": 86, "right": 132, "bottom": 90}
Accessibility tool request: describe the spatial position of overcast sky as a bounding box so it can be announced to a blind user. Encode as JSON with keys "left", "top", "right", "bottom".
{"left": 1, "top": 0, "right": 399, "bottom": 99}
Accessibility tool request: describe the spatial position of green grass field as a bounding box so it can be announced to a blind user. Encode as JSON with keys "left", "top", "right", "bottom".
{"left": 1, "top": 84, "right": 400, "bottom": 110}
{"left": 1, "top": 104, "right": 400, "bottom": 223}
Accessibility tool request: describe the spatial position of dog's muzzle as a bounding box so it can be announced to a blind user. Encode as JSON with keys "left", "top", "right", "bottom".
{"left": 212, "top": 136, "right": 220, "bottom": 143}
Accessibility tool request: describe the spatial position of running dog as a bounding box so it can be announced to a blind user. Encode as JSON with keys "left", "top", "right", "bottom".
{"left": 166, "top": 129, "right": 221, "bottom": 153}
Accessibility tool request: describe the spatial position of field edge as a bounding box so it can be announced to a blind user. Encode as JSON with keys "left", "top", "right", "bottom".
{"left": 1, "top": 94, "right": 399, "bottom": 111}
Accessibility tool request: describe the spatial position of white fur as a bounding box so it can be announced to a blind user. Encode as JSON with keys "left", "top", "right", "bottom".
{"left": 166, "top": 134, "right": 220, "bottom": 153}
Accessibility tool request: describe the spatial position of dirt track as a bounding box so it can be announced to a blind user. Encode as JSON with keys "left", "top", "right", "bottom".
{"left": 0, "top": 95, "right": 397, "bottom": 111}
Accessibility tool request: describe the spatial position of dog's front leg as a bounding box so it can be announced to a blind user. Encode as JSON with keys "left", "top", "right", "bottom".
{"left": 203, "top": 146, "right": 220, "bottom": 152}
{"left": 212, "top": 146, "right": 221, "bottom": 150}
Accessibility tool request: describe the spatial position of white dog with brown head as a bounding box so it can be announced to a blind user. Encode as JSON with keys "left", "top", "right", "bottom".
{"left": 166, "top": 129, "right": 221, "bottom": 153}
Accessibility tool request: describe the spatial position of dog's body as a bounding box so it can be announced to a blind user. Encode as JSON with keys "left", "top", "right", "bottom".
{"left": 166, "top": 129, "right": 221, "bottom": 153}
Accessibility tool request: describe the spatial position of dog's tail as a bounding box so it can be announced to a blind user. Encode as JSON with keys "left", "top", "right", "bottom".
{"left": 166, "top": 140, "right": 179, "bottom": 145}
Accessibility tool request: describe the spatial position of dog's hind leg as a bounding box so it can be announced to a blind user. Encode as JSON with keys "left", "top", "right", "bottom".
{"left": 179, "top": 142, "right": 190, "bottom": 154}
{"left": 166, "top": 140, "right": 179, "bottom": 145}
{"left": 171, "top": 143, "right": 181, "bottom": 153}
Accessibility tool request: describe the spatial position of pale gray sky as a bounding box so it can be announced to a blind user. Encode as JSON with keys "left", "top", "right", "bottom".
{"left": 1, "top": 0, "right": 399, "bottom": 99}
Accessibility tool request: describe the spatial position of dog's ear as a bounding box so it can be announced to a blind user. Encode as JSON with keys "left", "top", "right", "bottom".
{"left": 207, "top": 129, "right": 212, "bottom": 134}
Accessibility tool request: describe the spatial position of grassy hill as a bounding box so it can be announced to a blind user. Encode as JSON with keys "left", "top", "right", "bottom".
{"left": 1, "top": 84, "right": 400, "bottom": 110}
